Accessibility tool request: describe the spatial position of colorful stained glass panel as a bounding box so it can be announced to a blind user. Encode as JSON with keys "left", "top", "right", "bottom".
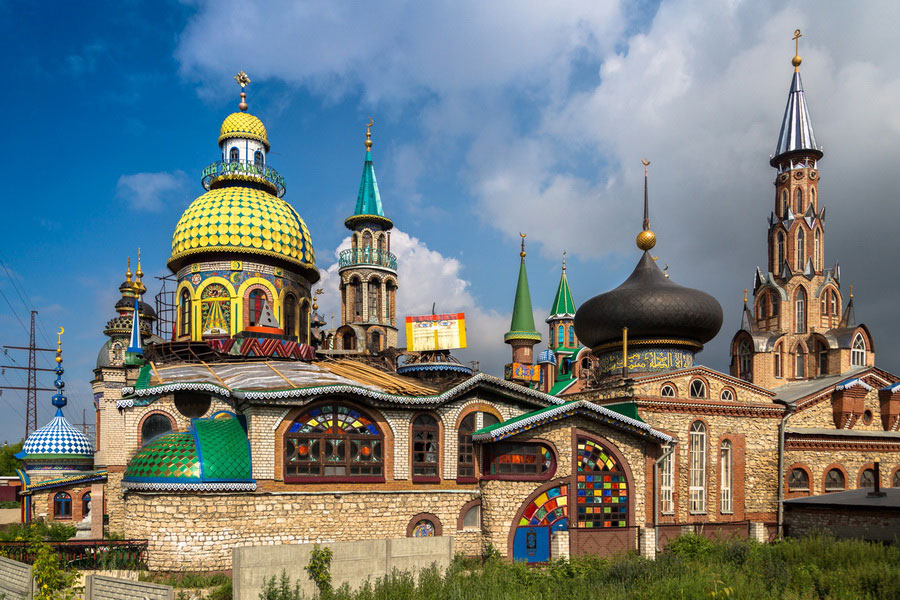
{"left": 518, "top": 485, "right": 568, "bottom": 531}
{"left": 575, "top": 438, "right": 628, "bottom": 528}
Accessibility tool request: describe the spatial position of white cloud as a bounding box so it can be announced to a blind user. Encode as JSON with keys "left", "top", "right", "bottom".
{"left": 116, "top": 171, "right": 190, "bottom": 212}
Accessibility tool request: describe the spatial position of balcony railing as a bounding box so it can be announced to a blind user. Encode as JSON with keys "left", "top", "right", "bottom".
{"left": 339, "top": 248, "right": 397, "bottom": 271}
{"left": 201, "top": 159, "right": 286, "bottom": 197}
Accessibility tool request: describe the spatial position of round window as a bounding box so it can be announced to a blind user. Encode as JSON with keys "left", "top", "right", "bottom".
{"left": 412, "top": 519, "right": 435, "bottom": 537}
{"left": 862, "top": 410, "right": 873, "bottom": 425}
{"left": 174, "top": 392, "right": 211, "bottom": 419}
{"left": 141, "top": 414, "right": 174, "bottom": 444}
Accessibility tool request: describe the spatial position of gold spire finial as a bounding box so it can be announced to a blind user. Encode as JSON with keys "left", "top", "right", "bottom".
{"left": 744, "top": 289, "right": 749, "bottom": 303}
{"left": 234, "top": 71, "right": 251, "bottom": 111}
{"left": 792, "top": 29, "right": 803, "bottom": 71}
{"left": 365, "top": 117, "right": 374, "bottom": 151}
{"left": 849, "top": 283, "right": 853, "bottom": 299}
{"left": 56, "top": 326, "right": 64, "bottom": 363}
{"left": 126, "top": 257, "right": 133, "bottom": 283}
{"left": 636, "top": 158, "right": 657, "bottom": 251}
{"left": 562, "top": 251, "right": 567, "bottom": 272}
{"left": 133, "top": 248, "right": 146, "bottom": 295}
{"left": 314, "top": 288, "right": 324, "bottom": 311}
{"left": 136, "top": 248, "right": 144, "bottom": 279}
{"left": 519, "top": 233, "right": 527, "bottom": 258}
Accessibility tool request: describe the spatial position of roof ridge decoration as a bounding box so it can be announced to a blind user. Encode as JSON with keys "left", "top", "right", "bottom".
{"left": 835, "top": 377, "right": 872, "bottom": 392}
{"left": 505, "top": 234, "right": 541, "bottom": 343}
{"left": 345, "top": 118, "right": 393, "bottom": 231}
{"left": 771, "top": 30, "right": 822, "bottom": 166}
{"left": 547, "top": 252, "right": 577, "bottom": 320}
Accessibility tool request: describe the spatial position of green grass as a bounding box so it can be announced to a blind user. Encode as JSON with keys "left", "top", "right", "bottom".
{"left": 291, "top": 535, "right": 900, "bottom": 600}
{"left": 139, "top": 570, "right": 231, "bottom": 589}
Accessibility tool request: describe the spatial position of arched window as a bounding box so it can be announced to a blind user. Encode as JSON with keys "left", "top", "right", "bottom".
{"left": 772, "top": 294, "right": 780, "bottom": 317}
{"left": 774, "top": 344, "right": 783, "bottom": 378}
{"left": 410, "top": 518, "right": 437, "bottom": 537}
{"left": 860, "top": 468, "right": 876, "bottom": 488}
{"left": 795, "top": 287, "right": 807, "bottom": 333}
{"left": 759, "top": 294, "right": 768, "bottom": 321}
{"left": 780, "top": 189, "right": 787, "bottom": 217}
{"left": 298, "top": 300, "right": 310, "bottom": 343}
{"left": 461, "top": 503, "right": 481, "bottom": 530}
{"left": 568, "top": 327, "right": 575, "bottom": 346}
{"left": 788, "top": 468, "right": 809, "bottom": 491}
{"left": 229, "top": 147, "right": 239, "bottom": 162}
{"left": 689, "top": 380, "right": 707, "bottom": 399}
{"left": 795, "top": 187, "right": 802, "bottom": 213}
{"left": 254, "top": 150, "right": 264, "bottom": 166}
{"left": 777, "top": 232, "right": 785, "bottom": 270}
{"left": 720, "top": 388, "right": 735, "bottom": 401}
{"left": 576, "top": 438, "right": 629, "bottom": 527}
{"left": 376, "top": 234, "right": 385, "bottom": 253}
{"left": 179, "top": 289, "right": 191, "bottom": 337}
{"left": 851, "top": 334, "right": 866, "bottom": 367}
{"left": 412, "top": 414, "right": 439, "bottom": 481}
{"left": 720, "top": 440, "right": 733, "bottom": 513}
{"left": 362, "top": 231, "right": 373, "bottom": 249}
{"left": 369, "top": 331, "right": 381, "bottom": 353}
{"left": 893, "top": 470, "right": 900, "bottom": 488}
{"left": 53, "top": 492, "right": 72, "bottom": 519}
{"left": 660, "top": 384, "right": 676, "bottom": 397}
{"left": 660, "top": 449, "right": 674, "bottom": 515}
{"left": 458, "top": 413, "right": 476, "bottom": 481}
{"left": 248, "top": 289, "right": 265, "bottom": 326}
{"left": 81, "top": 492, "right": 91, "bottom": 517}
{"left": 831, "top": 290, "right": 839, "bottom": 320}
{"left": 689, "top": 422, "right": 707, "bottom": 513}
{"left": 200, "top": 283, "right": 231, "bottom": 336}
{"left": 824, "top": 469, "right": 845, "bottom": 492}
{"left": 341, "top": 330, "right": 356, "bottom": 351}
{"left": 284, "top": 404, "right": 383, "bottom": 481}
{"left": 557, "top": 325, "right": 564, "bottom": 345}
{"left": 817, "top": 341, "right": 828, "bottom": 376}
{"left": 814, "top": 229, "right": 821, "bottom": 270}
{"left": 352, "top": 279, "right": 363, "bottom": 320}
{"left": 283, "top": 294, "right": 297, "bottom": 338}
{"left": 738, "top": 340, "right": 752, "bottom": 381}
{"left": 796, "top": 228, "right": 806, "bottom": 269}
{"left": 795, "top": 346, "right": 806, "bottom": 378}
{"left": 141, "top": 413, "right": 174, "bottom": 445}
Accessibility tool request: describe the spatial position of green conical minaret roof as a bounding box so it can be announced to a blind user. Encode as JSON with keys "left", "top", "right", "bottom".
{"left": 345, "top": 119, "right": 393, "bottom": 231}
{"left": 504, "top": 235, "right": 541, "bottom": 343}
{"left": 547, "top": 254, "right": 576, "bottom": 320}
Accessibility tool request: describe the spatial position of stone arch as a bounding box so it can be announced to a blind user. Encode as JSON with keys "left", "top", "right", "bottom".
{"left": 786, "top": 462, "right": 813, "bottom": 497}
{"left": 407, "top": 512, "right": 443, "bottom": 537}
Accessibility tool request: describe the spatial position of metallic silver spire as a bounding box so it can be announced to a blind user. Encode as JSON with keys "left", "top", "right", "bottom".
{"left": 771, "top": 31, "right": 822, "bottom": 166}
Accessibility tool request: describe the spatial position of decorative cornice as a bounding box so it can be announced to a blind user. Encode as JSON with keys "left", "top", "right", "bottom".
{"left": 635, "top": 398, "right": 784, "bottom": 418}
{"left": 633, "top": 365, "right": 775, "bottom": 397}
{"left": 21, "top": 470, "right": 108, "bottom": 494}
{"left": 786, "top": 436, "right": 900, "bottom": 452}
{"left": 121, "top": 382, "right": 232, "bottom": 401}
{"left": 122, "top": 480, "right": 257, "bottom": 492}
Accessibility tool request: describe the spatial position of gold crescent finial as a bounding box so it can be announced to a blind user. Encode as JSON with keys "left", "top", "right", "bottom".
{"left": 365, "top": 117, "right": 374, "bottom": 151}
{"left": 792, "top": 29, "right": 803, "bottom": 71}
{"left": 56, "top": 327, "right": 64, "bottom": 362}
{"left": 519, "top": 233, "right": 526, "bottom": 258}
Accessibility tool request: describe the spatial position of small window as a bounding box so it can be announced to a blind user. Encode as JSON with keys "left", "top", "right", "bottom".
{"left": 774, "top": 345, "right": 783, "bottom": 378}
{"left": 689, "top": 380, "right": 707, "bottom": 399}
{"left": 283, "top": 294, "right": 297, "bottom": 338}
{"left": 411, "top": 519, "right": 436, "bottom": 537}
{"left": 82, "top": 492, "right": 92, "bottom": 516}
{"left": 738, "top": 340, "right": 752, "bottom": 382}
{"left": 796, "top": 228, "right": 806, "bottom": 269}
{"left": 412, "top": 414, "right": 440, "bottom": 480}
{"left": 53, "top": 493, "right": 72, "bottom": 519}
{"left": 795, "top": 187, "right": 803, "bottom": 213}
{"left": 229, "top": 147, "right": 239, "bottom": 162}
{"left": 862, "top": 410, "right": 873, "bottom": 425}
{"left": 248, "top": 289, "right": 266, "bottom": 326}
{"left": 174, "top": 392, "right": 211, "bottom": 419}
{"left": 720, "top": 440, "right": 733, "bottom": 514}
{"left": 777, "top": 232, "right": 785, "bottom": 269}
{"left": 795, "top": 347, "right": 806, "bottom": 379}
{"left": 860, "top": 469, "right": 876, "bottom": 488}
{"left": 788, "top": 468, "right": 809, "bottom": 491}
{"left": 824, "top": 469, "right": 845, "bottom": 492}
{"left": 462, "top": 504, "right": 481, "bottom": 530}
{"left": 893, "top": 470, "right": 900, "bottom": 488}
{"left": 557, "top": 325, "right": 564, "bottom": 345}
{"left": 141, "top": 414, "right": 174, "bottom": 445}
{"left": 486, "top": 443, "right": 554, "bottom": 477}
{"left": 179, "top": 289, "right": 191, "bottom": 337}
{"left": 851, "top": 334, "right": 866, "bottom": 367}
{"left": 720, "top": 389, "right": 735, "bottom": 401}
{"left": 568, "top": 327, "right": 575, "bottom": 345}
{"left": 581, "top": 357, "right": 591, "bottom": 370}
{"left": 254, "top": 150, "right": 264, "bottom": 166}
{"left": 660, "top": 384, "right": 676, "bottom": 398}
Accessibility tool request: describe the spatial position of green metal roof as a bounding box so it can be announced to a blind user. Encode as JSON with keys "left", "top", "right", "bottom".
{"left": 345, "top": 150, "right": 392, "bottom": 230}
{"left": 548, "top": 377, "right": 576, "bottom": 396}
{"left": 474, "top": 399, "right": 646, "bottom": 437}
{"left": 504, "top": 257, "right": 541, "bottom": 342}
{"left": 548, "top": 268, "right": 576, "bottom": 319}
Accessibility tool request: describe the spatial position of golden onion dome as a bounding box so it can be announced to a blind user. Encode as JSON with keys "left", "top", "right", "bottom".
{"left": 167, "top": 186, "right": 317, "bottom": 279}
{"left": 219, "top": 112, "right": 270, "bottom": 150}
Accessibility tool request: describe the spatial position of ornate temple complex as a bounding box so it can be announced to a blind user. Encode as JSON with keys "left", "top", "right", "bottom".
{"left": 16, "top": 38, "right": 900, "bottom": 569}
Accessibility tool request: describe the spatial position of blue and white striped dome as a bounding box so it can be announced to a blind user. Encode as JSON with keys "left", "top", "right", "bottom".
{"left": 21, "top": 409, "right": 93, "bottom": 459}
{"left": 537, "top": 349, "right": 557, "bottom": 365}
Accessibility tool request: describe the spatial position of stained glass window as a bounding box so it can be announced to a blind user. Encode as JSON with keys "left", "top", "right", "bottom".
{"left": 412, "top": 519, "right": 435, "bottom": 537}
{"left": 518, "top": 485, "right": 569, "bottom": 531}
{"left": 576, "top": 438, "right": 628, "bottom": 528}
{"left": 201, "top": 283, "right": 230, "bottom": 336}
{"left": 412, "top": 414, "right": 439, "bottom": 479}
{"left": 487, "top": 443, "right": 553, "bottom": 476}
{"left": 284, "top": 404, "right": 383, "bottom": 480}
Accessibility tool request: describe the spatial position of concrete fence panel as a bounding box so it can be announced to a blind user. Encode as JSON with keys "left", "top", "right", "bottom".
{"left": 0, "top": 556, "right": 32, "bottom": 600}
{"left": 233, "top": 536, "right": 454, "bottom": 600}
{"left": 85, "top": 574, "right": 173, "bottom": 600}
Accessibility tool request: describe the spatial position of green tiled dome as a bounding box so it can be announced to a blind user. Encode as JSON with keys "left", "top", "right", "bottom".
{"left": 123, "top": 414, "right": 255, "bottom": 492}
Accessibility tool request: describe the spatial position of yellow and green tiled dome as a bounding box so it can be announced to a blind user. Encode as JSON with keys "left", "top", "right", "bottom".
{"left": 168, "top": 186, "right": 316, "bottom": 272}
{"left": 122, "top": 415, "right": 255, "bottom": 492}
{"left": 219, "top": 112, "right": 269, "bottom": 150}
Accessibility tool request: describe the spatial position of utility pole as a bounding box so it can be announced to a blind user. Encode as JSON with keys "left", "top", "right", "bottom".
{"left": 1, "top": 311, "right": 56, "bottom": 439}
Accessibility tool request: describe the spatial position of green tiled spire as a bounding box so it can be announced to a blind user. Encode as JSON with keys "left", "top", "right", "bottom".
{"left": 504, "top": 235, "right": 541, "bottom": 343}
{"left": 345, "top": 119, "right": 393, "bottom": 231}
{"left": 548, "top": 253, "right": 576, "bottom": 319}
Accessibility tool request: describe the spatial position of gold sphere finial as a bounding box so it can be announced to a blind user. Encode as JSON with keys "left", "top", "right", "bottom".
{"left": 365, "top": 117, "right": 374, "bottom": 151}
{"left": 234, "top": 71, "right": 251, "bottom": 111}
{"left": 849, "top": 283, "right": 853, "bottom": 299}
{"left": 792, "top": 29, "right": 803, "bottom": 71}
{"left": 636, "top": 229, "right": 656, "bottom": 251}
{"left": 126, "top": 257, "right": 133, "bottom": 282}
{"left": 744, "top": 289, "right": 749, "bottom": 303}
{"left": 56, "top": 326, "right": 64, "bottom": 363}
{"left": 519, "top": 232, "right": 527, "bottom": 258}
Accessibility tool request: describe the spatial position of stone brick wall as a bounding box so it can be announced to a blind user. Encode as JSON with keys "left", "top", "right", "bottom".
{"left": 121, "top": 490, "right": 478, "bottom": 571}
{"left": 783, "top": 448, "right": 900, "bottom": 495}
{"left": 790, "top": 387, "right": 888, "bottom": 431}
{"left": 784, "top": 505, "right": 900, "bottom": 542}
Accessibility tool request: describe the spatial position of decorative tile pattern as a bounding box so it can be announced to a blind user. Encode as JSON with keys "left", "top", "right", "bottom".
{"left": 519, "top": 485, "right": 569, "bottom": 531}
{"left": 576, "top": 439, "right": 628, "bottom": 528}
{"left": 219, "top": 112, "right": 269, "bottom": 148}
{"left": 21, "top": 410, "right": 94, "bottom": 458}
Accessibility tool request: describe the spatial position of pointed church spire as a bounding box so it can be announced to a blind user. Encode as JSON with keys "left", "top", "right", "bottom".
{"left": 772, "top": 30, "right": 822, "bottom": 166}
{"left": 548, "top": 252, "right": 576, "bottom": 319}
{"left": 840, "top": 284, "right": 857, "bottom": 328}
{"left": 636, "top": 159, "right": 657, "bottom": 251}
{"left": 345, "top": 118, "right": 393, "bottom": 231}
{"left": 504, "top": 234, "right": 540, "bottom": 344}
{"left": 127, "top": 296, "right": 143, "bottom": 354}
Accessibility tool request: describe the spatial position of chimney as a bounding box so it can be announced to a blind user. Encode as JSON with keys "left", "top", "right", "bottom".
{"left": 868, "top": 460, "right": 886, "bottom": 498}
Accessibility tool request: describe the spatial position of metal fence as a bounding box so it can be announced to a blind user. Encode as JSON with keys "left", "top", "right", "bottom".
{"left": 0, "top": 540, "right": 148, "bottom": 570}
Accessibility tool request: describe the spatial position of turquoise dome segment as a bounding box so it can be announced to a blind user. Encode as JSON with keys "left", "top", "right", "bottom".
{"left": 19, "top": 409, "right": 93, "bottom": 461}
{"left": 123, "top": 414, "right": 255, "bottom": 491}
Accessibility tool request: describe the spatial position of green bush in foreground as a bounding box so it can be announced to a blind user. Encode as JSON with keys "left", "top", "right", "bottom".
{"left": 265, "top": 535, "right": 900, "bottom": 600}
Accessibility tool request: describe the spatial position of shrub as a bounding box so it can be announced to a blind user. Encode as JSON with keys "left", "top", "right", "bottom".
{"left": 259, "top": 571, "right": 302, "bottom": 600}
{"left": 664, "top": 532, "right": 714, "bottom": 559}
{"left": 305, "top": 545, "right": 333, "bottom": 596}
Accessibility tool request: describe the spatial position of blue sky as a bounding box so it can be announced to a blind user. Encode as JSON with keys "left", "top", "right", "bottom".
{"left": 1, "top": 1, "right": 898, "bottom": 444}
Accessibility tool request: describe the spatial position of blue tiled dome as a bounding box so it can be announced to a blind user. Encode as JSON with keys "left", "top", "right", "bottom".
{"left": 20, "top": 409, "right": 93, "bottom": 460}
{"left": 537, "top": 349, "right": 557, "bottom": 365}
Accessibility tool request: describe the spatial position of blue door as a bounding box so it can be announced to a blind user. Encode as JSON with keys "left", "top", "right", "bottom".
{"left": 513, "top": 526, "right": 550, "bottom": 563}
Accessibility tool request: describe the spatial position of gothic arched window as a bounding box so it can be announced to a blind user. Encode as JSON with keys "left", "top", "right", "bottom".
{"left": 248, "top": 289, "right": 265, "bottom": 326}
{"left": 780, "top": 189, "right": 787, "bottom": 217}
{"left": 795, "top": 187, "right": 803, "bottom": 213}
{"left": 814, "top": 229, "right": 821, "bottom": 270}
{"left": 738, "top": 340, "right": 752, "bottom": 381}
{"left": 179, "top": 289, "right": 191, "bottom": 337}
{"left": 689, "top": 421, "right": 707, "bottom": 513}
{"left": 796, "top": 228, "right": 806, "bottom": 269}
{"left": 851, "top": 334, "right": 867, "bottom": 367}
{"left": 689, "top": 379, "right": 707, "bottom": 399}
{"left": 229, "top": 147, "right": 239, "bottom": 162}
{"left": 777, "top": 232, "right": 785, "bottom": 270}
{"left": 283, "top": 294, "right": 297, "bottom": 338}
{"left": 795, "top": 288, "right": 807, "bottom": 333}
{"left": 795, "top": 345, "right": 806, "bottom": 378}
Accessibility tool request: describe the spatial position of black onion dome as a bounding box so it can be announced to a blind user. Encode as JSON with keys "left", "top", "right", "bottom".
{"left": 574, "top": 252, "right": 723, "bottom": 349}
{"left": 114, "top": 298, "right": 157, "bottom": 320}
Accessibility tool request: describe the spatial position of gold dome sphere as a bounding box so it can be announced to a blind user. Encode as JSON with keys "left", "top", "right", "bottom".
{"left": 792, "top": 54, "right": 802, "bottom": 68}
{"left": 168, "top": 186, "right": 316, "bottom": 273}
{"left": 219, "top": 112, "right": 270, "bottom": 150}
{"left": 636, "top": 229, "right": 657, "bottom": 251}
